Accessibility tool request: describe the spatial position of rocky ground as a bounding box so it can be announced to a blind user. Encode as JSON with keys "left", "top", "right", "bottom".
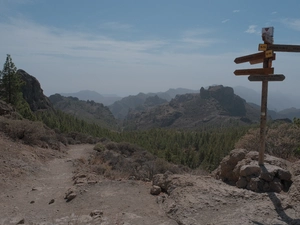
{"left": 0, "top": 135, "right": 300, "bottom": 225}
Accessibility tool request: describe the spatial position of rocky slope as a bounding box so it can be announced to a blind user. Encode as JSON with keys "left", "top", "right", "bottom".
{"left": 49, "top": 94, "right": 119, "bottom": 130}
{"left": 108, "top": 88, "right": 198, "bottom": 120}
{"left": 124, "top": 85, "right": 260, "bottom": 130}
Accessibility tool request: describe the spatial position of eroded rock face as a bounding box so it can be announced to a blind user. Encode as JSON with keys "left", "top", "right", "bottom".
{"left": 214, "top": 149, "right": 293, "bottom": 193}
{"left": 17, "top": 69, "right": 53, "bottom": 112}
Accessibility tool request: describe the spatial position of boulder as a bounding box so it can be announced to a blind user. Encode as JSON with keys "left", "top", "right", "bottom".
{"left": 152, "top": 173, "right": 172, "bottom": 192}
{"left": 277, "top": 168, "right": 292, "bottom": 181}
{"left": 218, "top": 149, "right": 247, "bottom": 182}
{"left": 236, "top": 177, "right": 247, "bottom": 188}
{"left": 259, "top": 164, "right": 278, "bottom": 181}
{"left": 240, "top": 165, "right": 261, "bottom": 177}
{"left": 269, "top": 178, "right": 282, "bottom": 193}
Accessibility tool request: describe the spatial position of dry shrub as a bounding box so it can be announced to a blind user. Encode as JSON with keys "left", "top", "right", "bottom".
{"left": 117, "top": 142, "right": 140, "bottom": 156}
{"left": 65, "top": 132, "right": 100, "bottom": 145}
{"left": 0, "top": 116, "right": 60, "bottom": 149}
{"left": 235, "top": 123, "right": 300, "bottom": 160}
{"left": 78, "top": 156, "right": 87, "bottom": 164}
{"left": 89, "top": 141, "right": 188, "bottom": 180}
{"left": 105, "top": 141, "right": 118, "bottom": 150}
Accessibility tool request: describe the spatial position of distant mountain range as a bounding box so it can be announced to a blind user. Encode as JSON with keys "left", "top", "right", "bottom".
{"left": 17, "top": 69, "right": 299, "bottom": 133}
{"left": 60, "top": 88, "right": 199, "bottom": 110}
{"left": 233, "top": 86, "right": 300, "bottom": 111}
{"left": 49, "top": 94, "right": 119, "bottom": 130}
{"left": 60, "top": 90, "right": 122, "bottom": 106}
{"left": 233, "top": 86, "right": 300, "bottom": 120}
{"left": 57, "top": 86, "right": 300, "bottom": 123}
{"left": 108, "top": 88, "right": 199, "bottom": 120}
{"left": 123, "top": 85, "right": 261, "bottom": 130}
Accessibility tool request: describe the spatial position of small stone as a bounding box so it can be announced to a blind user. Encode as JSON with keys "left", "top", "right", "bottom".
{"left": 90, "top": 210, "right": 103, "bottom": 218}
{"left": 87, "top": 180, "right": 97, "bottom": 185}
{"left": 65, "top": 188, "right": 77, "bottom": 202}
{"left": 49, "top": 199, "right": 55, "bottom": 204}
{"left": 240, "top": 165, "right": 261, "bottom": 177}
{"left": 128, "top": 176, "right": 136, "bottom": 180}
{"left": 17, "top": 219, "right": 25, "bottom": 224}
{"left": 74, "top": 174, "right": 86, "bottom": 179}
{"left": 236, "top": 177, "right": 247, "bottom": 188}
{"left": 30, "top": 200, "right": 35, "bottom": 204}
{"left": 277, "top": 169, "right": 291, "bottom": 181}
{"left": 74, "top": 177, "right": 87, "bottom": 185}
{"left": 150, "top": 185, "right": 161, "bottom": 195}
{"left": 270, "top": 178, "right": 282, "bottom": 193}
{"left": 66, "top": 192, "right": 77, "bottom": 202}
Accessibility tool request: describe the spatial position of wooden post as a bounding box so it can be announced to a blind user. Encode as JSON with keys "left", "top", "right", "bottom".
{"left": 234, "top": 27, "right": 300, "bottom": 164}
{"left": 258, "top": 50, "right": 272, "bottom": 165}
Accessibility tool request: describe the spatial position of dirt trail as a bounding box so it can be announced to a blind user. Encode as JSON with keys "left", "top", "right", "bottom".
{"left": 0, "top": 144, "right": 176, "bottom": 225}
{"left": 1, "top": 143, "right": 300, "bottom": 225}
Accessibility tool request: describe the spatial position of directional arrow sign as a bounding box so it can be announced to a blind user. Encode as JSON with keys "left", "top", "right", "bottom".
{"left": 234, "top": 68, "right": 274, "bottom": 76}
{"left": 248, "top": 74, "right": 285, "bottom": 82}
{"left": 250, "top": 53, "right": 276, "bottom": 65}
{"left": 234, "top": 52, "right": 265, "bottom": 64}
{"left": 268, "top": 44, "right": 300, "bottom": 52}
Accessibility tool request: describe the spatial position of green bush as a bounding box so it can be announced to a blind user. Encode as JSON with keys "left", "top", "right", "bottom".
{"left": 94, "top": 143, "right": 105, "bottom": 152}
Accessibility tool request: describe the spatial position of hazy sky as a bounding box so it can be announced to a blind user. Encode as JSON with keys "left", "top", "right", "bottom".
{"left": 1, "top": 0, "right": 300, "bottom": 97}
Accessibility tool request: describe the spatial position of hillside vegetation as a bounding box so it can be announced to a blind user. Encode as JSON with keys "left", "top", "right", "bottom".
{"left": 1, "top": 56, "right": 300, "bottom": 173}
{"left": 49, "top": 93, "right": 119, "bottom": 130}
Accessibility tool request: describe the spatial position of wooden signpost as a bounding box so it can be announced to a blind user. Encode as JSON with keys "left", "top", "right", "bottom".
{"left": 234, "top": 27, "right": 300, "bottom": 165}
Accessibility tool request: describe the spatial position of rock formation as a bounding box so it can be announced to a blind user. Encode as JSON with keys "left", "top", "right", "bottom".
{"left": 17, "top": 69, "right": 53, "bottom": 112}
{"left": 213, "top": 149, "right": 293, "bottom": 193}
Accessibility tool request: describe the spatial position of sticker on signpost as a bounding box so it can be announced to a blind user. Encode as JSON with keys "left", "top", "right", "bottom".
{"left": 262, "top": 27, "right": 274, "bottom": 37}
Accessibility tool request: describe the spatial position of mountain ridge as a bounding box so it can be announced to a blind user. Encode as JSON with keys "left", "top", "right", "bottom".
{"left": 124, "top": 85, "right": 261, "bottom": 130}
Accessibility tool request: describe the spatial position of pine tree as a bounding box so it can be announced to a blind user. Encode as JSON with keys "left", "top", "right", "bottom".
{"left": 0, "top": 54, "right": 23, "bottom": 105}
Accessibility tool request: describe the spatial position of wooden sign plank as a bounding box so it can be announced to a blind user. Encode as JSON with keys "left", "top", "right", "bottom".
{"left": 234, "top": 52, "right": 265, "bottom": 64}
{"left": 250, "top": 53, "right": 276, "bottom": 65}
{"left": 268, "top": 44, "right": 300, "bottom": 52}
{"left": 234, "top": 68, "right": 274, "bottom": 76}
{"left": 248, "top": 74, "right": 285, "bottom": 82}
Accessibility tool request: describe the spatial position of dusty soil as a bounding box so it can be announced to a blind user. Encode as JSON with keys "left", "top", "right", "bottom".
{"left": 0, "top": 135, "right": 300, "bottom": 225}
{"left": 0, "top": 139, "right": 176, "bottom": 225}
